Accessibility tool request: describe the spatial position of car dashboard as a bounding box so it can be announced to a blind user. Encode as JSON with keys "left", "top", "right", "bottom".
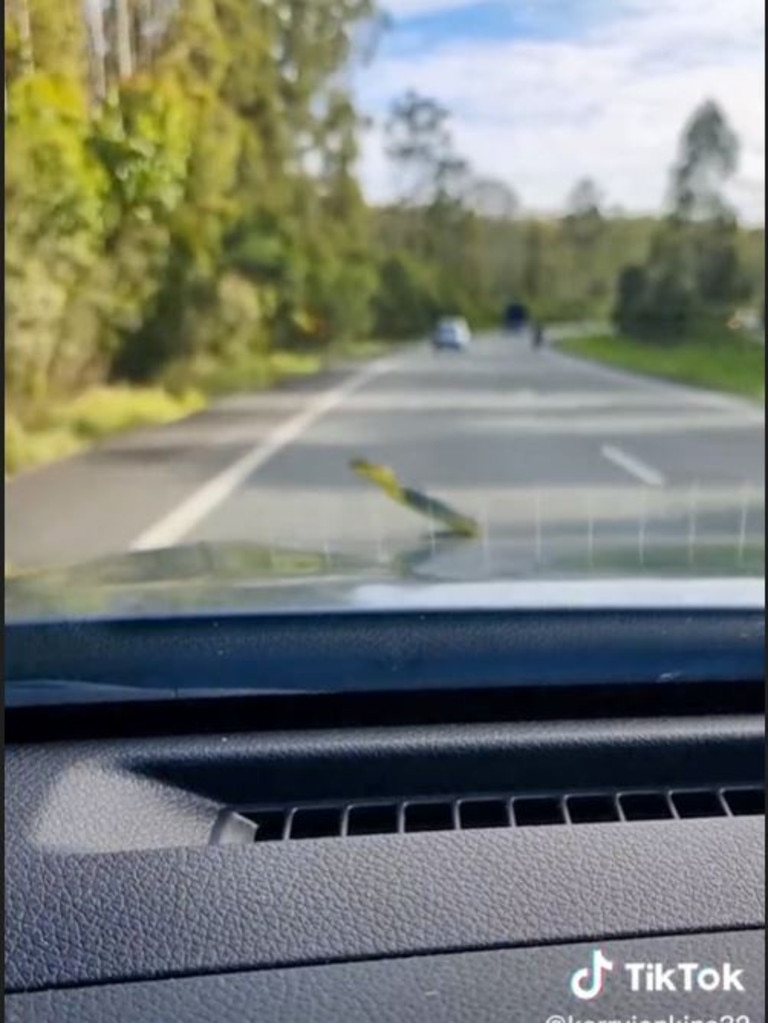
{"left": 5, "top": 606, "right": 766, "bottom": 1021}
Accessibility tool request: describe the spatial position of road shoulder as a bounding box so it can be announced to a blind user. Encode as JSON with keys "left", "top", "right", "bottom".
{"left": 5, "top": 359, "right": 396, "bottom": 570}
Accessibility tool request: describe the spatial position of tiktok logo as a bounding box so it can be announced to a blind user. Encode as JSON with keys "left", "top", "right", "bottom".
{"left": 569, "top": 949, "right": 615, "bottom": 1001}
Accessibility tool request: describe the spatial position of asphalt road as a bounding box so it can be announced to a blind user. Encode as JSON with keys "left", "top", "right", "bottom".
{"left": 6, "top": 331, "right": 765, "bottom": 574}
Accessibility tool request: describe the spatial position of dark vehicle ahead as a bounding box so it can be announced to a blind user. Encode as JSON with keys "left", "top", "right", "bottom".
{"left": 504, "top": 302, "right": 530, "bottom": 331}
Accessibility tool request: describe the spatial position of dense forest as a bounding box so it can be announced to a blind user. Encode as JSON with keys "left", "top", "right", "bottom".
{"left": 5, "top": 0, "right": 765, "bottom": 432}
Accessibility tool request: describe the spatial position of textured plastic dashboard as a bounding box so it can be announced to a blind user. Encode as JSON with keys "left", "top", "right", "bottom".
{"left": 5, "top": 606, "right": 765, "bottom": 1020}
{"left": 5, "top": 716, "right": 765, "bottom": 997}
{"left": 7, "top": 930, "right": 765, "bottom": 1023}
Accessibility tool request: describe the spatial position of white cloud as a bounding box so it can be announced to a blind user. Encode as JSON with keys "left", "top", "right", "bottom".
{"left": 357, "top": 0, "right": 765, "bottom": 221}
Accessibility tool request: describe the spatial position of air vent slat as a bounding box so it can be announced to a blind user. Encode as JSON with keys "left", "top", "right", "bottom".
{"left": 619, "top": 791, "right": 675, "bottom": 821}
{"left": 512, "top": 796, "right": 566, "bottom": 827}
{"left": 671, "top": 790, "right": 727, "bottom": 819}
{"left": 724, "top": 787, "right": 765, "bottom": 816}
{"left": 566, "top": 794, "right": 621, "bottom": 824}
{"left": 347, "top": 804, "right": 400, "bottom": 836}
{"left": 404, "top": 801, "right": 455, "bottom": 833}
{"left": 220, "top": 784, "right": 763, "bottom": 845}
{"left": 458, "top": 798, "right": 510, "bottom": 830}
{"left": 243, "top": 810, "right": 288, "bottom": 842}
{"left": 289, "top": 807, "right": 343, "bottom": 840}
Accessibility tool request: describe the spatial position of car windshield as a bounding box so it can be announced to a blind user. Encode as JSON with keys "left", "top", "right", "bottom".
{"left": 5, "top": 0, "right": 765, "bottom": 624}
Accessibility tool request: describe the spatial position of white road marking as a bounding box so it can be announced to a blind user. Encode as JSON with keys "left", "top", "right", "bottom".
{"left": 737, "top": 482, "right": 752, "bottom": 565}
{"left": 600, "top": 444, "right": 666, "bottom": 487}
{"left": 130, "top": 357, "right": 399, "bottom": 551}
{"left": 687, "top": 482, "right": 700, "bottom": 565}
{"left": 534, "top": 490, "right": 543, "bottom": 562}
{"left": 585, "top": 493, "right": 596, "bottom": 567}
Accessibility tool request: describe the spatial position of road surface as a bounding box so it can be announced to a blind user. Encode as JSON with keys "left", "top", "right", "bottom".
{"left": 6, "top": 332, "right": 765, "bottom": 575}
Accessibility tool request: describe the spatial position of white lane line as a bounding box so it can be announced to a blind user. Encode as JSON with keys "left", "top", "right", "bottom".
{"left": 600, "top": 444, "right": 666, "bottom": 487}
{"left": 130, "top": 358, "right": 398, "bottom": 551}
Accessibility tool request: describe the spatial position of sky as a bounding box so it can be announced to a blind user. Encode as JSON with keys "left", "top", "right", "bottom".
{"left": 355, "top": 0, "right": 765, "bottom": 222}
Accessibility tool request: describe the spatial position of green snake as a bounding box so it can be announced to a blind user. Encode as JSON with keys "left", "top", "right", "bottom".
{"left": 349, "top": 459, "right": 480, "bottom": 539}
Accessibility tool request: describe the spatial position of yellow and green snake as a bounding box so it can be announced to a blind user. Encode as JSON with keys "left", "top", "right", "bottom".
{"left": 349, "top": 459, "right": 480, "bottom": 539}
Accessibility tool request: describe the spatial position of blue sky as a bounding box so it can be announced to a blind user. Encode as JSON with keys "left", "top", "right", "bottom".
{"left": 356, "top": 0, "right": 765, "bottom": 221}
{"left": 380, "top": 0, "right": 601, "bottom": 53}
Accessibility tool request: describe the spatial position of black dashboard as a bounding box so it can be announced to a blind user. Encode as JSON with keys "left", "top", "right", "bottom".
{"left": 5, "top": 608, "right": 766, "bottom": 1021}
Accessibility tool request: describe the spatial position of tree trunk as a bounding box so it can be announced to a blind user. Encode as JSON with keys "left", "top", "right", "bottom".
{"left": 114, "top": 0, "right": 133, "bottom": 79}
{"left": 13, "top": 0, "right": 35, "bottom": 73}
{"left": 134, "top": 0, "right": 153, "bottom": 69}
{"left": 84, "top": 0, "right": 108, "bottom": 99}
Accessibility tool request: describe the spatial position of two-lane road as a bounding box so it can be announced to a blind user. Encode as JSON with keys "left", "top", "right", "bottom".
{"left": 6, "top": 332, "right": 765, "bottom": 573}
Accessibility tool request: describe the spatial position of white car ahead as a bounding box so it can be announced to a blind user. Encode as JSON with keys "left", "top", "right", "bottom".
{"left": 432, "top": 316, "right": 472, "bottom": 351}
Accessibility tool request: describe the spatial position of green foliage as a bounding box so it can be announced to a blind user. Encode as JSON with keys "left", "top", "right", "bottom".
{"left": 5, "top": 414, "right": 85, "bottom": 476}
{"left": 4, "top": 4, "right": 765, "bottom": 478}
{"left": 560, "top": 328, "right": 764, "bottom": 402}
{"left": 5, "top": 0, "right": 381, "bottom": 418}
{"left": 614, "top": 265, "right": 649, "bottom": 334}
{"left": 5, "top": 73, "right": 111, "bottom": 407}
{"left": 5, "top": 386, "right": 204, "bottom": 475}
{"left": 52, "top": 385, "right": 205, "bottom": 439}
{"left": 160, "top": 350, "right": 322, "bottom": 397}
{"left": 612, "top": 102, "right": 757, "bottom": 342}
{"left": 28, "top": 0, "right": 90, "bottom": 81}
{"left": 671, "top": 100, "right": 739, "bottom": 220}
{"left": 92, "top": 76, "right": 194, "bottom": 222}
{"left": 372, "top": 252, "right": 440, "bottom": 338}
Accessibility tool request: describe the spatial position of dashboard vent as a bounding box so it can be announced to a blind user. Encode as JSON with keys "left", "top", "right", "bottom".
{"left": 215, "top": 784, "right": 764, "bottom": 844}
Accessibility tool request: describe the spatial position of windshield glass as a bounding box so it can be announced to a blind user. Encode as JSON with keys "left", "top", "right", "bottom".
{"left": 5, "top": 0, "right": 765, "bottom": 621}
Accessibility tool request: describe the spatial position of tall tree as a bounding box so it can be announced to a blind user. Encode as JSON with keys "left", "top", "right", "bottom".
{"left": 83, "top": 0, "right": 107, "bottom": 100}
{"left": 9, "top": 0, "right": 35, "bottom": 73}
{"left": 613, "top": 100, "right": 746, "bottom": 339}
{"left": 562, "top": 177, "right": 607, "bottom": 311}
{"left": 672, "top": 102, "right": 745, "bottom": 307}
{"left": 463, "top": 177, "right": 521, "bottom": 312}
{"left": 564, "top": 177, "right": 603, "bottom": 242}
{"left": 521, "top": 221, "right": 545, "bottom": 306}
{"left": 114, "top": 0, "right": 134, "bottom": 78}
{"left": 385, "top": 90, "right": 454, "bottom": 207}
{"left": 466, "top": 177, "right": 519, "bottom": 221}
{"left": 384, "top": 89, "right": 475, "bottom": 267}
{"left": 26, "top": 0, "right": 90, "bottom": 81}
{"left": 671, "top": 99, "right": 739, "bottom": 221}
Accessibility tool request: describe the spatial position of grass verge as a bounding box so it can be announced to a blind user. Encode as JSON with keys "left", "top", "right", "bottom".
{"left": 330, "top": 338, "right": 391, "bottom": 362}
{"left": 558, "top": 330, "right": 765, "bottom": 402}
{"left": 162, "top": 351, "right": 324, "bottom": 398}
{"left": 5, "top": 386, "right": 205, "bottom": 477}
{"left": 5, "top": 340, "right": 402, "bottom": 477}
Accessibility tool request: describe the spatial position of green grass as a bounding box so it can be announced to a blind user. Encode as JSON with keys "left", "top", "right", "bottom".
{"left": 51, "top": 385, "right": 206, "bottom": 441}
{"left": 6, "top": 340, "right": 402, "bottom": 477}
{"left": 162, "top": 339, "right": 402, "bottom": 398}
{"left": 559, "top": 328, "right": 765, "bottom": 402}
{"left": 329, "top": 338, "right": 391, "bottom": 362}
{"left": 166, "top": 351, "right": 325, "bottom": 397}
{"left": 6, "top": 386, "right": 205, "bottom": 477}
{"left": 5, "top": 415, "right": 85, "bottom": 476}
